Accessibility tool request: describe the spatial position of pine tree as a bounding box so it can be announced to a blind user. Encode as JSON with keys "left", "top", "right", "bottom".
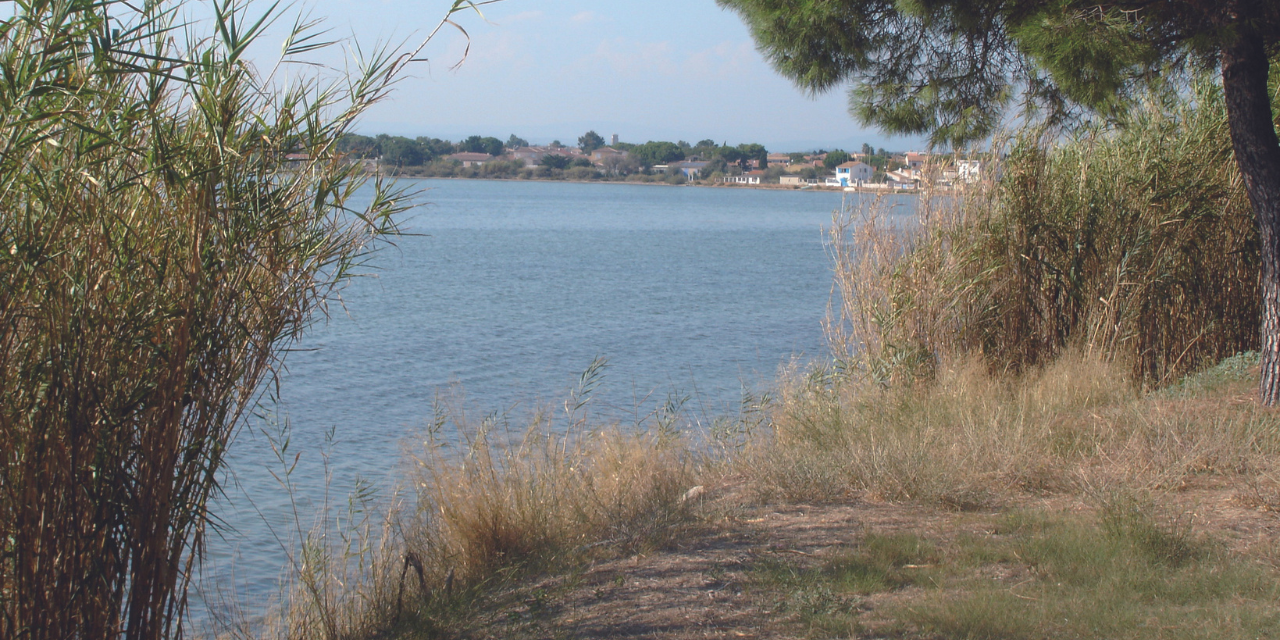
{"left": 719, "top": 0, "right": 1280, "bottom": 403}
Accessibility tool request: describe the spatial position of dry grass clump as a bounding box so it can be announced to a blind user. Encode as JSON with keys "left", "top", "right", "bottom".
{"left": 391, "top": 418, "right": 699, "bottom": 632}
{"left": 794, "top": 75, "right": 1273, "bottom": 511}
{"left": 262, "top": 369, "right": 703, "bottom": 640}
{"left": 828, "top": 77, "right": 1260, "bottom": 387}
{"left": 417, "top": 427, "right": 695, "bottom": 570}
{"left": 745, "top": 352, "right": 1280, "bottom": 509}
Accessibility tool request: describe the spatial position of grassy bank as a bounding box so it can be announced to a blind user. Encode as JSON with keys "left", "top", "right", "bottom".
{"left": 252, "top": 351, "right": 1280, "bottom": 640}
{"left": 748, "top": 351, "right": 1279, "bottom": 509}
{"left": 748, "top": 501, "right": 1280, "bottom": 640}
{"left": 247, "top": 74, "right": 1279, "bottom": 640}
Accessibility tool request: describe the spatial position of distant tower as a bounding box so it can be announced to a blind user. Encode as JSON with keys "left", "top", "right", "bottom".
{"left": 611, "top": 133, "right": 619, "bottom": 147}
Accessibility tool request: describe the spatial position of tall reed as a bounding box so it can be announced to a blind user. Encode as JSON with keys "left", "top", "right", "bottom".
{"left": 829, "top": 77, "right": 1261, "bottom": 384}
{"left": 0, "top": 1, "right": 486, "bottom": 637}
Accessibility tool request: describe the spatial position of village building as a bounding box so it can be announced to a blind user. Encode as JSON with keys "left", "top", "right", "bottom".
{"left": 591, "top": 147, "right": 627, "bottom": 162}
{"left": 284, "top": 152, "right": 310, "bottom": 170}
{"left": 957, "top": 159, "right": 983, "bottom": 183}
{"left": 725, "top": 170, "right": 764, "bottom": 185}
{"left": 780, "top": 175, "right": 819, "bottom": 186}
{"left": 903, "top": 152, "right": 929, "bottom": 170}
{"left": 835, "top": 161, "right": 874, "bottom": 186}
{"left": 672, "top": 161, "right": 709, "bottom": 179}
{"left": 766, "top": 153, "right": 793, "bottom": 166}
{"left": 509, "top": 146, "right": 586, "bottom": 167}
{"left": 884, "top": 169, "right": 920, "bottom": 188}
{"left": 509, "top": 147, "right": 545, "bottom": 166}
{"left": 448, "top": 152, "right": 494, "bottom": 167}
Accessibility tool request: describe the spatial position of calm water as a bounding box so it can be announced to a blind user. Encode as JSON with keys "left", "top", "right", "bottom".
{"left": 199, "top": 179, "right": 909, "bottom": 623}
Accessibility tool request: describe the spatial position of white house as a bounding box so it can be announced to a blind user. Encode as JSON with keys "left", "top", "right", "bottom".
{"left": 835, "top": 161, "right": 874, "bottom": 186}
{"left": 725, "top": 172, "right": 762, "bottom": 185}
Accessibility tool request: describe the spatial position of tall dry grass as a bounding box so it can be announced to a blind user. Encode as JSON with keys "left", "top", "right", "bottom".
{"left": 764, "top": 76, "right": 1276, "bottom": 509}
{"left": 260, "top": 365, "right": 703, "bottom": 639}
{"left": 746, "top": 351, "right": 1280, "bottom": 509}
{"left": 828, "top": 77, "right": 1260, "bottom": 386}
{"left": 410, "top": 430, "right": 696, "bottom": 585}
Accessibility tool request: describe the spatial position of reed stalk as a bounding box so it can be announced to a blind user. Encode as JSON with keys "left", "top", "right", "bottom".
{"left": 0, "top": 1, "right": 494, "bottom": 637}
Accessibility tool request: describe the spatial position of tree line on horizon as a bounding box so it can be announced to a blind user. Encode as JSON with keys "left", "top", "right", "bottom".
{"left": 336, "top": 131, "right": 899, "bottom": 174}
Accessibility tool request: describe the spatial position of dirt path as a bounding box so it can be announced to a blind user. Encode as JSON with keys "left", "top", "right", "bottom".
{"left": 457, "top": 478, "right": 1280, "bottom": 640}
{"left": 462, "top": 495, "right": 993, "bottom": 640}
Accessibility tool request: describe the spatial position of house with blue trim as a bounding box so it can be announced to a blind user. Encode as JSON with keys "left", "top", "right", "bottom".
{"left": 835, "top": 161, "right": 874, "bottom": 186}
{"left": 673, "top": 161, "right": 709, "bottom": 179}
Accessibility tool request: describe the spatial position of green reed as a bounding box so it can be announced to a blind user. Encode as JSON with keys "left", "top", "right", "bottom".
{"left": 0, "top": 1, "right": 489, "bottom": 637}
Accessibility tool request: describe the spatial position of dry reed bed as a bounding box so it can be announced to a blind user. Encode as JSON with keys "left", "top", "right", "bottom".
{"left": 0, "top": 3, "right": 475, "bottom": 638}
{"left": 828, "top": 77, "right": 1260, "bottom": 387}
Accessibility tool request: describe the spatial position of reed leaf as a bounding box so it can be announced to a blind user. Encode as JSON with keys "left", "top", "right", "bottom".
{"left": 0, "top": 1, "right": 494, "bottom": 638}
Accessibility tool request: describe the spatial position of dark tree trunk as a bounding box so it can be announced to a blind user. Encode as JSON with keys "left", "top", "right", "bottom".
{"left": 1221, "top": 25, "right": 1280, "bottom": 405}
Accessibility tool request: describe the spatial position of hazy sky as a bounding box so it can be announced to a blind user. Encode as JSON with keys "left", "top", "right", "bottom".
{"left": 258, "top": 0, "right": 925, "bottom": 152}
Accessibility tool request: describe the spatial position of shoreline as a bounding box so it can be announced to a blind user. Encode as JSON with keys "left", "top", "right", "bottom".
{"left": 376, "top": 173, "right": 927, "bottom": 195}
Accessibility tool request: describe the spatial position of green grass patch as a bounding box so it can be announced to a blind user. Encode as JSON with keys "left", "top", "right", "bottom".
{"left": 1161, "top": 351, "right": 1261, "bottom": 398}
{"left": 749, "top": 533, "right": 939, "bottom": 637}
{"left": 751, "top": 510, "right": 1280, "bottom": 639}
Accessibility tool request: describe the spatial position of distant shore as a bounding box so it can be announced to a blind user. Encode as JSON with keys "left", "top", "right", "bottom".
{"left": 377, "top": 172, "right": 925, "bottom": 195}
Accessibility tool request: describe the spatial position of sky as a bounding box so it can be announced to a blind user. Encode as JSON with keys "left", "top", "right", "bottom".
{"left": 245, "top": 0, "right": 926, "bottom": 152}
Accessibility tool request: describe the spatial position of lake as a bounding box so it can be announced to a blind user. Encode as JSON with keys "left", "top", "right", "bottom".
{"left": 199, "top": 179, "right": 906, "bottom": 625}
